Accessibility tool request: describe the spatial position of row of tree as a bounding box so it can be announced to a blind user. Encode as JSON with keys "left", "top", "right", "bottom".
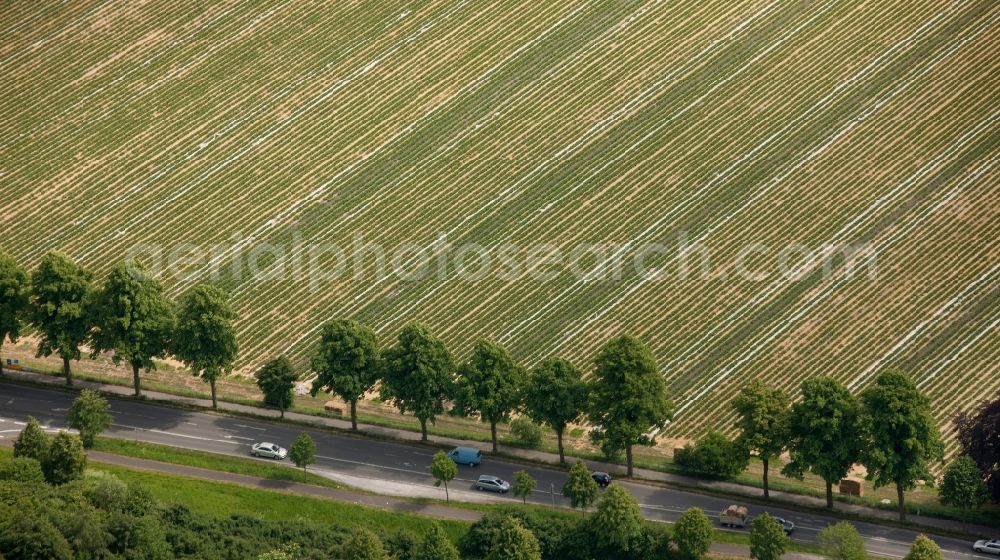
{"left": 0, "top": 252, "right": 238, "bottom": 407}
{"left": 676, "top": 373, "right": 993, "bottom": 523}
{"left": 301, "top": 320, "right": 669, "bottom": 476}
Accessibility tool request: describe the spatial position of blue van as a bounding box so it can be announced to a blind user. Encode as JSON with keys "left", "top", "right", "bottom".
{"left": 447, "top": 446, "right": 482, "bottom": 466}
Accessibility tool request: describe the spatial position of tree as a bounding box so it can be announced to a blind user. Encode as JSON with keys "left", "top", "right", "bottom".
{"left": 590, "top": 485, "right": 643, "bottom": 554}
{"left": 524, "top": 356, "right": 588, "bottom": 463}
{"left": 674, "top": 430, "right": 748, "bottom": 479}
{"left": 43, "top": 431, "right": 87, "bottom": 485}
{"left": 30, "top": 252, "right": 93, "bottom": 386}
{"left": 783, "top": 377, "right": 863, "bottom": 508}
{"left": 380, "top": 323, "right": 453, "bottom": 441}
{"left": 587, "top": 335, "right": 672, "bottom": 477}
{"left": 342, "top": 526, "right": 390, "bottom": 560}
{"left": 67, "top": 389, "right": 113, "bottom": 448}
{"left": 173, "top": 284, "right": 238, "bottom": 409}
{"left": 955, "top": 392, "right": 1000, "bottom": 503}
{"left": 486, "top": 516, "right": 541, "bottom": 560}
{"left": 453, "top": 339, "right": 525, "bottom": 453}
{"left": 732, "top": 379, "right": 790, "bottom": 499}
{"left": 939, "top": 455, "right": 989, "bottom": 527}
{"left": 256, "top": 356, "right": 298, "bottom": 418}
{"left": 257, "top": 543, "right": 301, "bottom": 560}
{"left": 512, "top": 470, "right": 536, "bottom": 504}
{"left": 431, "top": 450, "right": 457, "bottom": 502}
{"left": 0, "top": 251, "right": 30, "bottom": 378}
{"left": 12, "top": 416, "right": 50, "bottom": 460}
{"left": 289, "top": 433, "right": 316, "bottom": 478}
{"left": 749, "top": 513, "right": 788, "bottom": 560}
{"left": 562, "top": 460, "right": 598, "bottom": 514}
{"left": 0, "top": 513, "right": 73, "bottom": 560}
{"left": 860, "top": 369, "right": 943, "bottom": 521}
{"left": 673, "top": 507, "right": 713, "bottom": 559}
{"left": 413, "top": 523, "right": 460, "bottom": 560}
{"left": 90, "top": 260, "right": 175, "bottom": 397}
{"left": 310, "top": 319, "right": 380, "bottom": 430}
{"left": 818, "top": 521, "right": 866, "bottom": 560}
{"left": 904, "top": 535, "right": 941, "bottom": 560}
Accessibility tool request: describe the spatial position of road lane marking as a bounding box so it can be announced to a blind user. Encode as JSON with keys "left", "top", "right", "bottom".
{"left": 235, "top": 424, "right": 266, "bottom": 431}
{"left": 112, "top": 423, "right": 240, "bottom": 445}
{"left": 225, "top": 435, "right": 254, "bottom": 441}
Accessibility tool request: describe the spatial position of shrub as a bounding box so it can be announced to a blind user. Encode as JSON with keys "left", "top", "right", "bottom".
{"left": 510, "top": 418, "right": 544, "bottom": 448}
{"left": 749, "top": 513, "right": 788, "bottom": 560}
{"left": 673, "top": 507, "right": 713, "bottom": 559}
{"left": 0, "top": 513, "right": 73, "bottom": 560}
{"left": 0, "top": 457, "right": 44, "bottom": 483}
{"left": 12, "top": 417, "right": 49, "bottom": 461}
{"left": 86, "top": 473, "right": 130, "bottom": 512}
{"left": 674, "top": 431, "right": 747, "bottom": 478}
{"left": 818, "top": 521, "right": 866, "bottom": 560}
{"left": 904, "top": 535, "right": 941, "bottom": 560}
{"left": 67, "top": 389, "right": 112, "bottom": 448}
{"left": 42, "top": 432, "right": 87, "bottom": 485}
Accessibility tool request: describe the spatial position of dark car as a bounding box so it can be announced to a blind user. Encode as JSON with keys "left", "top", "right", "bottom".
{"left": 592, "top": 471, "right": 612, "bottom": 487}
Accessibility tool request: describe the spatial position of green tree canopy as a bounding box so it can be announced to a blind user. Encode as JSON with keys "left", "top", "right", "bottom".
{"left": 749, "top": 513, "right": 788, "bottom": 560}
{"left": 30, "top": 252, "right": 93, "bottom": 386}
{"left": 590, "top": 484, "right": 643, "bottom": 554}
{"left": 783, "top": 376, "right": 863, "bottom": 507}
{"left": 288, "top": 433, "right": 316, "bottom": 477}
{"left": 453, "top": 339, "right": 525, "bottom": 453}
{"left": 173, "top": 284, "right": 238, "bottom": 409}
{"left": 0, "top": 512, "right": 73, "bottom": 560}
{"left": 587, "top": 335, "right": 672, "bottom": 477}
{"left": 512, "top": 470, "right": 536, "bottom": 504}
{"left": 0, "top": 456, "right": 45, "bottom": 483}
{"left": 0, "top": 251, "right": 31, "bottom": 378}
{"left": 43, "top": 431, "right": 87, "bottom": 485}
{"left": 431, "top": 451, "right": 458, "bottom": 503}
{"left": 413, "top": 523, "right": 459, "bottom": 560}
{"left": 673, "top": 507, "right": 714, "bottom": 559}
{"left": 562, "top": 460, "right": 598, "bottom": 514}
{"left": 67, "top": 389, "right": 113, "bottom": 448}
{"left": 13, "top": 416, "right": 50, "bottom": 461}
{"left": 90, "top": 259, "right": 175, "bottom": 397}
{"left": 310, "top": 319, "right": 380, "bottom": 430}
{"left": 341, "top": 526, "right": 390, "bottom": 560}
{"left": 860, "top": 369, "right": 943, "bottom": 521}
{"left": 939, "top": 455, "right": 989, "bottom": 527}
{"left": 255, "top": 356, "right": 298, "bottom": 418}
{"left": 486, "top": 516, "right": 541, "bottom": 560}
{"left": 904, "top": 535, "right": 941, "bottom": 560}
{"left": 732, "top": 379, "right": 790, "bottom": 499}
{"left": 524, "top": 356, "right": 588, "bottom": 463}
{"left": 380, "top": 323, "right": 453, "bottom": 440}
{"left": 674, "top": 430, "right": 748, "bottom": 479}
{"left": 818, "top": 521, "right": 866, "bottom": 560}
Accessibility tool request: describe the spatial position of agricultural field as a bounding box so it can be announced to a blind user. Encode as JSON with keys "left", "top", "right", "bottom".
{"left": 1, "top": 0, "right": 997, "bottom": 447}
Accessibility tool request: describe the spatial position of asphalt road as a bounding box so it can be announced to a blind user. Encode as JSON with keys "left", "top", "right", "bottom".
{"left": 0, "top": 382, "right": 992, "bottom": 559}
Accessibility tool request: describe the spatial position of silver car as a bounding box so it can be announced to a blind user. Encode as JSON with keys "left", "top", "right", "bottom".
{"left": 974, "top": 539, "right": 1000, "bottom": 555}
{"left": 251, "top": 442, "right": 287, "bottom": 459}
{"left": 475, "top": 475, "right": 510, "bottom": 493}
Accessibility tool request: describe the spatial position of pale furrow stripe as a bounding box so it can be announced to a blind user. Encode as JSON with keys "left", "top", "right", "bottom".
{"left": 850, "top": 264, "right": 1000, "bottom": 390}
{"left": 73, "top": 1, "right": 473, "bottom": 263}
{"left": 673, "top": 157, "right": 996, "bottom": 420}
{"left": 277, "top": 0, "right": 788, "bottom": 353}
{"left": 917, "top": 311, "right": 1000, "bottom": 388}
{"left": 536, "top": 7, "right": 998, "bottom": 364}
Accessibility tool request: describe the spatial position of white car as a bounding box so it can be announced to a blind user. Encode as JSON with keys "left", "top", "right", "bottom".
{"left": 251, "top": 442, "right": 287, "bottom": 460}
{"left": 475, "top": 475, "right": 510, "bottom": 493}
{"left": 974, "top": 539, "right": 1000, "bottom": 555}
